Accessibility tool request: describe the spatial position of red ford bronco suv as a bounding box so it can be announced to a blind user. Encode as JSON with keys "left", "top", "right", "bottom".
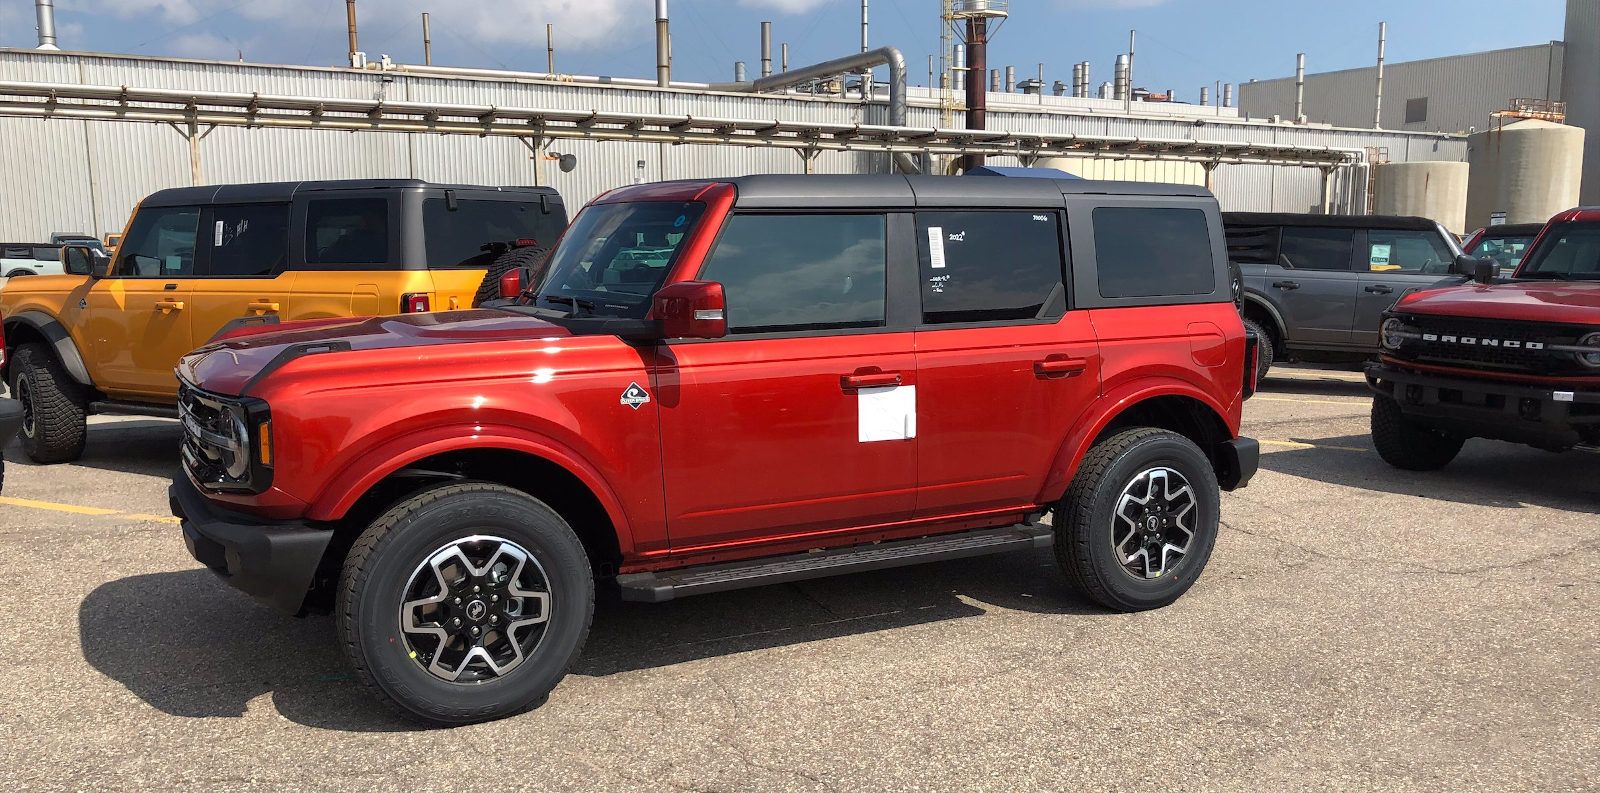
{"left": 170, "top": 175, "right": 1260, "bottom": 725}
{"left": 1369, "top": 207, "right": 1600, "bottom": 468}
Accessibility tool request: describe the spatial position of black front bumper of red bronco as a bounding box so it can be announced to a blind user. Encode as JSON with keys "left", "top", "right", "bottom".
{"left": 1366, "top": 361, "right": 1600, "bottom": 449}
{"left": 170, "top": 475, "right": 333, "bottom": 614}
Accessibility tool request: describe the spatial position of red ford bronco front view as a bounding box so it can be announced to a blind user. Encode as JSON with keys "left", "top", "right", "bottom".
{"left": 170, "top": 174, "right": 1259, "bottom": 725}
{"left": 1369, "top": 208, "right": 1600, "bottom": 468}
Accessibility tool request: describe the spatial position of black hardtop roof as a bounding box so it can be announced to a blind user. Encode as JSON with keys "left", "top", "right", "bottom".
{"left": 720, "top": 173, "right": 1214, "bottom": 209}
{"left": 1477, "top": 223, "right": 1545, "bottom": 236}
{"left": 1221, "top": 212, "right": 1442, "bottom": 232}
{"left": 142, "top": 179, "right": 560, "bottom": 208}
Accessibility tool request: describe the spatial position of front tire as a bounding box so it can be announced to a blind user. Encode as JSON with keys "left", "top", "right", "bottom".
{"left": 1055, "top": 428, "right": 1221, "bottom": 612}
{"left": 1371, "top": 395, "right": 1464, "bottom": 470}
{"left": 10, "top": 343, "right": 88, "bottom": 464}
{"left": 337, "top": 482, "right": 594, "bottom": 725}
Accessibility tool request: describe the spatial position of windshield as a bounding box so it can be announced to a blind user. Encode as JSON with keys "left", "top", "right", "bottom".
{"left": 1467, "top": 233, "right": 1536, "bottom": 269}
{"left": 532, "top": 200, "right": 706, "bottom": 318}
{"left": 1517, "top": 223, "right": 1600, "bottom": 280}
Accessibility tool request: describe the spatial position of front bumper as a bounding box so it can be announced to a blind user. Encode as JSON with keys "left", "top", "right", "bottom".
{"left": 1366, "top": 361, "right": 1600, "bottom": 449}
{"left": 170, "top": 475, "right": 333, "bottom": 614}
{"left": 1218, "top": 436, "right": 1260, "bottom": 491}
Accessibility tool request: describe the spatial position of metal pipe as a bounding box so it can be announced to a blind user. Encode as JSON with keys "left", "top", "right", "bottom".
{"left": 1294, "top": 52, "right": 1305, "bottom": 122}
{"left": 34, "top": 0, "right": 58, "bottom": 50}
{"left": 962, "top": 15, "right": 989, "bottom": 170}
{"left": 1004, "top": 65, "right": 1015, "bottom": 93}
{"left": 761, "top": 21, "right": 772, "bottom": 78}
{"left": 346, "top": 0, "right": 359, "bottom": 67}
{"left": 1125, "top": 29, "right": 1135, "bottom": 114}
{"left": 954, "top": 44, "right": 966, "bottom": 93}
{"left": 1374, "top": 21, "right": 1386, "bottom": 129}
{"left": 989, "top": 69, "right": 999, "bottom": 92}
{"left": 782, "top": 43, "right": 789, "bottom": 72}
{"left": 1200, "top": 86, "right": 1209, "bottom": 106}
{"left": 1113, "top": 54, "right": 1129, "bottom": 101}
{"left": 734, "top": 61, "right": 746, "bottom": 82}
{"left": 547, "top": 23, "right": 554, "bottom": 74}
{"left": 655, "top": 0, "right": 670, "bottom": 88}
{"left": 422, "top": 13, "right": 431, "bottom": 66}
{"left": 860, "top": 0, "right": 869, "bottom": 54}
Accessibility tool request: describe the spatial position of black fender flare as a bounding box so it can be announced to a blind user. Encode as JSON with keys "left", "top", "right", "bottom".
{"left": 4, "top": 310, "right": 94, "bottom": 386}
{"left": 1239, "top": 292, "right": 1288, "bottom": 347}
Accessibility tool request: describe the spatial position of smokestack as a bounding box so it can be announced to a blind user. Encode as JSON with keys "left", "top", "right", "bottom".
{"left": 1200, "top": 86, "right": 1209, "bottom": 106}
{"left": 1374, "top": 21, "right": 1387, "bottom": 129}
{"left": 35, "top": 0, "right": 59, "bottom": 50}
{"left": 655, "top": 0, "right": 670, "bottom": 87}
{"left": 990, "top": 69, "right": 1000, "bottom": 92}
{"left": 1126, "top": 29, "right": 1135, "bottom": 114}
{"left": 1223, "top": 82, "right": 1233, "bottom": 108}
{"left": 1099, "top": 81, "right": 1113, "bottom": 99}
{"left": 962, "top": 14, "right": 991, "bottom": 170}
{"left": 1294, "top": 52, "right": 1306, "bottom": 122}
{"left": 1078, "top": 62, "right": 1091, "bottom": 98}
{"left": 954, "top": 44, "right": 966, "bottom": 92}
{"left": 1113, "top": 54, "right": 1130, "bottom": 100}
{"left": 760, "top": 21, "right": 772, "bottom": 78}
{"left": 346, "top": 0, "right": 359, "bottom": 67}
{"left": 547, "top": 23, "right": 555, "bottom": 73}
{"left": 781, "top": 43, "right": 789, "bottom": 72}
{"left": 734, "top": 61, "right": 746, "bottom": 82}
{"left": 1004, "top": 65, "right": 1015, "bottom": 93}
{"left": 421, "top": 13, "right": 432, "bottom": 66}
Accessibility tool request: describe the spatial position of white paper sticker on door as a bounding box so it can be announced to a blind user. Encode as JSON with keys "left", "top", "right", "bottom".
{"left": 858, "top": 385, "right": 916, "bottom": 442}
{"left": 926, "top": 226, "right": 946, "bottom": 269}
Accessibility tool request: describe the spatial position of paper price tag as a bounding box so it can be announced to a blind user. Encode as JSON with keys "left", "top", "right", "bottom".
{"left": 927, "top": 226, "right": 946, "bottom": 269}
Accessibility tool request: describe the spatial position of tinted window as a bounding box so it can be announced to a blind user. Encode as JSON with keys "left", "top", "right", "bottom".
{"left": 423, "top": 198, "right": 561, "bottom": 268}
{"left": 699, "top": 214, "right": 886, "bottom": 333}
{"left": 917, "top": 211, "right": 1064, "bottom": 323}
{"left": 204, "top": 204, "right": 289, "bottom": 277}
{"left": 537, "top": 201, "right": 706, "bottom": 318}
{"left": 1519, "top": 223, "right": 1600, "bottom": 280}
{"left": 1224, "top": 225, "right": 1279, "bottom": 265}
{"left": 1093, "top": 207, "right": 1215, "bottom": 298}
{"left": 117, "top": 206, "right": 200, "bottom": 277}
{"left": 1365, "top": 229, "right": 1452, "bottom": 273}
{"left": 1468, "top": 234, "right": 1536, "bottom": 268}
{"left": 32, "top": 246, "right": 61, "bottom": 261}
{"left": 305, "top": 198, "right": 388, "bottom": 265}
{"left": 1278, "top": 227, "right": 1354, "bottom": 271}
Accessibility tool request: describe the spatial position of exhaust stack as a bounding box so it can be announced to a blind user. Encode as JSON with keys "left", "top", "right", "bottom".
{"left": 655, "top": 0, "right": 670, "bottom": 87}
{"left": 35, "top": 0, "right": 59, "bottom": 50}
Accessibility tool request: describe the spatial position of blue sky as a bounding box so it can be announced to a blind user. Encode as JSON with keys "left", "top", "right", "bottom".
{"left": 0, "top": 0, "right": 1571, "bottom": 98}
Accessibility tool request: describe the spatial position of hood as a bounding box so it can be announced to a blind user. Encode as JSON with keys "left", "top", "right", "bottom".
{"left": 1393, "top": 280, "right": 1600, "bottom": 326}
{"left": 180, "top": 309, "right": 574, "bottom": 396}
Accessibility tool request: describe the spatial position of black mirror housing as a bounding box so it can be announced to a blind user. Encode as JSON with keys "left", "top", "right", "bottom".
{"left": 61, "top": 244, "right": 107, "bottom": 277}
{"left": 1472, "top": 259, "right": 1500, "bottom": 284}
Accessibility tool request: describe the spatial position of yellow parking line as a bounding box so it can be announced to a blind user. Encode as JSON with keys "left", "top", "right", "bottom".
{"left": 1254, "top": 396, "right": 1369, "bottom": 406}
{"left": 0, "top": 496, "right": 120, "bottom": 516}
{"left": 1260, "top": 439, "right": 1368, "bottom": 452}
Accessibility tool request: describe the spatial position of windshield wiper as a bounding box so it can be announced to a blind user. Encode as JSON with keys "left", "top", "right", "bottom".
{"left": 542, "top": 294, "right": 597, "bottom": 316}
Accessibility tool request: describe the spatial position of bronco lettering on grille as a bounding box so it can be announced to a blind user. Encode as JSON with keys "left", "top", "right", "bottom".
{"left": 1421, "top": 333, "right": 1543, "bottom": 351}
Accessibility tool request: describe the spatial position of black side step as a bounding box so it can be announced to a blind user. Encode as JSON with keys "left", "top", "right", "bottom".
{"left": 616, "top": 524, "right": 1053, "bottom": 603}
{"left": 89, "top": 400, "right": 179, "bottom": 419}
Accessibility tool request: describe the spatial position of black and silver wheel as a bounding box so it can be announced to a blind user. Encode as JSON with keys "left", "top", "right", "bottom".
{"left": 9, "top": 343, "right": 88, "bottom": 464}
{"left": 1371, "top": 394, "right": 1464, "bottom": 471}
{"left": 1055, "top": 427, "right": 1220, "bottom": 612}
{"left": 338, "top": 482, "right": 593, "bottom": 725}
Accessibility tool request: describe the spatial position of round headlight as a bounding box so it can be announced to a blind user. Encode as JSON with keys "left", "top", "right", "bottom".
{"left": 224, "top": 407, "right": 250, "bottom": 479}
{"left": 1381, "top": 318, "right": 1407, "bottom": 350}
{"left": 1578, "top": 331, "right": 1600, "bottom": 369}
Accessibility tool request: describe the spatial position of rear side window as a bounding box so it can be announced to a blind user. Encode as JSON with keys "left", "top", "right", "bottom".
{"left": 305, "top": 198, "right": 388, "bottom": 265}
{"left": 1093, "top": 207, "right": 1215, "bottom": 298}
{"left": 1278, "top": 227, "right": 1355, "bottom": 271}
{"left": 1365, "top": 229, "right": 1452, "bottom": 273}
{"left": 422, "top": 198, "right": 559, "bottom": 268}
{"left": 917, "top": 211, "right": 1065, "bottom": 323}
{"left": 1224, "top": 225, "right": 1279, "bottom": 265}
{"left": 699, "top": 213, "right": 886, "bottom": 333}
{"left": 117, "top": 206, "right": 200, "bottom": 277}
{"left": 204, "top": 204, "right": 289, "bottom": 277}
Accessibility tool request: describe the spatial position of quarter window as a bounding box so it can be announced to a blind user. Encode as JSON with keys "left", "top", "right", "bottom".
{"left": 1277, "top": 227, "right": 1355, "bottom": 272}
{"left": 698, "top": 213, "right": 886, "bottom": 333}
{"left": 917, "top": 211, "right": 1066, "bottom": 323}
{"left": 204, "top": 204, "right": 290, "bottom": 277}
{"left": 1094, "top": 207, "right": 1215, "bottom": 298}
{"left": 305, "top": 198, "right": 389, "bottom": 265}
{"left": 117, "top": 206, "right": 200, "bottom": 277}
{"left": 423, "top": 198, "right": 562, "bottom": 269}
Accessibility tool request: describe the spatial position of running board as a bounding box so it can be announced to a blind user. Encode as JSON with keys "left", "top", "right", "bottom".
{"left": 615, "top": 524, "right": 1054, "bottom": 603}
{"left": 89, "top": 400, "right": 179, "bottom": 419}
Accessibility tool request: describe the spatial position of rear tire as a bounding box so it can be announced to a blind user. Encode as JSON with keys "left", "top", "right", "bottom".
{"left": 9, "top": 343, "right": 88, "bottom": 464}
{"left": 1242, "top": 317, "right": 1275, "bottom": 382}
{"left": 473, "top": 246, "right": 549, "bottom": 307}
{"left": 1055, "top": 428, "right": 1220, "bottom": 612}
{"left": 1371, "top": 395, "right": 1464, "bottom": 471}
{"left": 337, "top": 482, "right": 593, "bottom": 726}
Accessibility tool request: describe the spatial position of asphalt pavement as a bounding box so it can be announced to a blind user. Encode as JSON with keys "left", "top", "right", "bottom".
{"left": 0, "top": 365, "right": 1595, "bottom": 791}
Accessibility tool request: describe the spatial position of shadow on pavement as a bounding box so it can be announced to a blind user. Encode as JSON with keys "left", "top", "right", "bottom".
{"left": 1260, "top": 433, "right": 1600, "bottom": 513}
{"left": 81, "top": 549, "right": 1099, "bottom": 732}
{"left": 5, "top": 419, "right": 180, "bottom": 479}
{"left": 1255, "top": 375, "right": 1371, "bottom": 400}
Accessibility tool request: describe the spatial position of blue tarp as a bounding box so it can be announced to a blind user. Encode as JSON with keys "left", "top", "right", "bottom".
{"left": 963, "top": 166, "right": 1083, "bottom": 180}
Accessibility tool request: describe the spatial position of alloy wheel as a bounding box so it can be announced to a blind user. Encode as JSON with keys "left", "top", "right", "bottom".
{"left": 398, "top": 535, "right": 553, "bottom": 683}
{"left": 1111, "top": 467, "right": 1197, "bottom": 580}
{"left": 16, "top": 375, "right": 35, "bottom": 439}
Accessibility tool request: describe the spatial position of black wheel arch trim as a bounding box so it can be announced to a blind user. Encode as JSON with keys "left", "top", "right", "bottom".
{"left": 1239, "top": 292, "right": 1287, "bottom": 348}
{"left": 4, "top": 310, "right": 94, "bottom": 387}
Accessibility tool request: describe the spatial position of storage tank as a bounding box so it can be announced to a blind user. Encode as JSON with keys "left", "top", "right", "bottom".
{"left": 1374, "top": 161, "right": 1469, "bottom": 235}
{"left": 1465, "top": 118, "right": 1585, "bottom": 229}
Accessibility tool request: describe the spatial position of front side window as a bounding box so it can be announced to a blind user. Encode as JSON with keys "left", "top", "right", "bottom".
{"left": 699, "top": 213, "right": 886, "bottom": 333}
{"left": 536, "top": 201, "right": 706, "bottom": 318}
{"left": 205, "top": 204, "right": 290, "bottom": 277}
{"left": 117, "top": 206, "right": 200, "bottom": 277}
{"left": 1366, "top": 229, "right": 1452, "bottom": 273}
{"left": 305, "top": 198, "right": 389, "bottom": 265}
{"left": 1519, "top": 223, "right": 1600, "bottom": 280}
{"left": 1277, "top": 227, "right": 1355, "bottom": 272}
{"left": 1094, "top": 207, "right": 1215, "bottom": 298}
{"left": 917, "top": 211, "right": 1065, "bottom": 324}
{"left": 422, "top": 198, "right": 563, "bottom": 268}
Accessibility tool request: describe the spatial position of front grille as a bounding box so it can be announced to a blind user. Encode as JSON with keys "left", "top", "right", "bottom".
{"left": 179, "top": 382, "right": 246, "bottom": 489}
{"left": 1393, "top": 315, "right": 1591, "bottom": 375}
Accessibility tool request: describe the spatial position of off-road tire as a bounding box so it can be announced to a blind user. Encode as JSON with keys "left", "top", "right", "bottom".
{"left": 9, "top": 343, "right": 88, "bottom": 464}
{"left": 336, "top": 482, "right": 594, "bottom": 726}
{"left": 1054, "top": 427, "right": 1220, "bottom": 612}
{"left": 473, "top": 246, "right": 549, "bottom": 307}
{"left": 1371, "top": 394, "right": 1464, "bottom": 471}
{"left": 1242, "top": 317, "right": 1275, "bottom": 382}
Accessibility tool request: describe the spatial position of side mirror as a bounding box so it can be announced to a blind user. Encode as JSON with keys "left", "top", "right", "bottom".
{"left": 61, "top": 244, "right": 107, "bottom": 277}
{"left": 498, "top": 268, "right": 523, "bottom": 300}
{"left": 1451, "top": 254, "right": 1498, "bottom": 283}
{"left": 652, "top": 280, "right": 726, "bottom": 340}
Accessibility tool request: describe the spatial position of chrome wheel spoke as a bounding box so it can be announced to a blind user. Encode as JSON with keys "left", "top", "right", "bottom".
{"left": 1110, "top": 466, "right": 1198, "bottom": 581}
{"left": 397, "top": 534, "right": 553, "bottom": 684}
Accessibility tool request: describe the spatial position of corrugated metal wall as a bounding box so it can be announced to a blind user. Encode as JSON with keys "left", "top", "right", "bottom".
{"left": 1239, "top": 43, "right": 1564, "bottom": 133}
{"left": 0, "top": 50, "right": 1465, "bottom": 240}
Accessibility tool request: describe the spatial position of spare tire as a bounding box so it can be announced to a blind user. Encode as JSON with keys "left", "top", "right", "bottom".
{"left": 473, "top": 246, "right": 550, "bottom": 307}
